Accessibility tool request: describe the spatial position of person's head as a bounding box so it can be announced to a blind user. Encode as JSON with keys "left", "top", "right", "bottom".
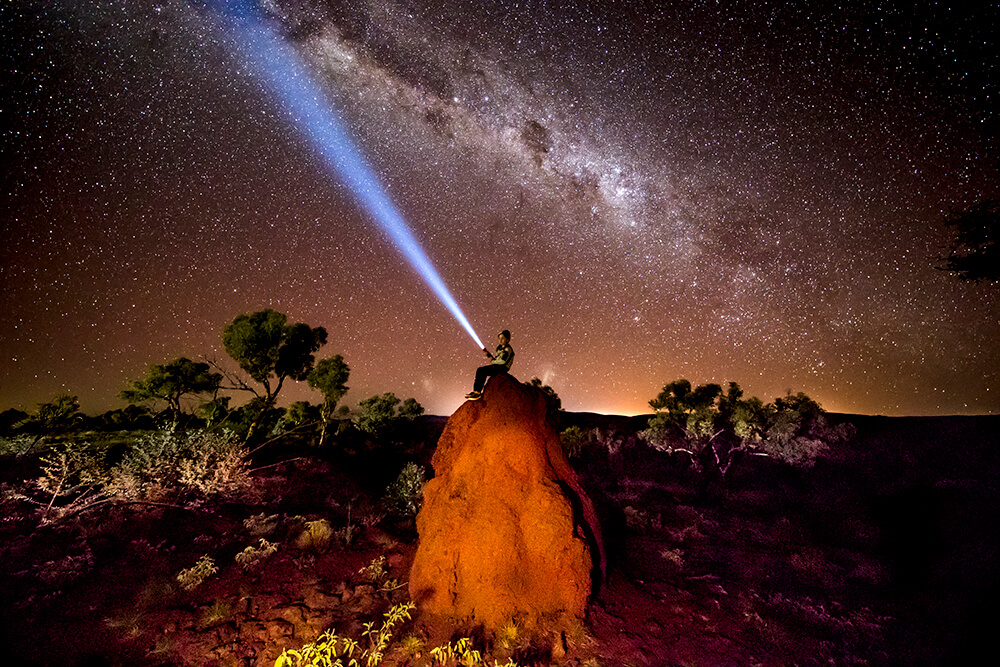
{"left": 499, "top": 330, "right": 511, "bottom": 345}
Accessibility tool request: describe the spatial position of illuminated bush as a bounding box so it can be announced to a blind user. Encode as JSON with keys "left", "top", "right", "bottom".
{"left": 235, "top": 538, "right": 278, "bottom": 570}
{"left": 106, "top": 430, "right": 250, "bottom": 499}
{"left": 295, "top": 518, "right": 334, "bottom": 553}
{"left": 176, "top": 554, "right": 217, "bottom": 591}
{"left": 382, "top": 462, "right": 425, "bottom": 518}
{"left": 276, "top": 601, "right": 415, "bottom": 667}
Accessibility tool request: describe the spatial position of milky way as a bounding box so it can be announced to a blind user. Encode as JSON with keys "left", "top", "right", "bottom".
{"left": 3, "top": 0, "right": 998, "bottom": 417}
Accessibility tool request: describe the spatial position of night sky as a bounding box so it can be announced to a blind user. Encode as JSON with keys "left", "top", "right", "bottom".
{"left": 4, "top": 0, "right": 998, "bottom": 418}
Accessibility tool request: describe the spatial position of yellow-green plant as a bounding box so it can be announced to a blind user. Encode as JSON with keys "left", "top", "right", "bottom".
{"left": 176, "top": 554, "right": 217, "bottom": 590}
{"left": 400, "top": 634, "right": 424, "bottom": 659}
{"left": 275, "top": 629, "right": 361, "bottom": 667}
{"left": 358, "top": 555, "right": 387, "bottom": 582}
{"left": 199, "top": 600, "right": 231, "bottom": 629}
{"left": 296, "top": 519, "right": 333, "bottom": 553}
{"left": 276, "top": 602, "right": 415, "bottom": 667}
{"left": 430, "top": 637, "right": 482, "bottom": 667}
{"left": 362, "top": 601, "right": 416, "bottom": 666}
{"left": 496, "top": 619, "right": 520, "bottom": 651}
{"left": 358, "top": 555, "right": 402, "bottom": 592}
{"left": 235, "top": 538, "right": 278, "bottom": 570}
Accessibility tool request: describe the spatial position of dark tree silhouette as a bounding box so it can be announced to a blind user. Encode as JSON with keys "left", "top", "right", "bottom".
{"left": 307, "top": 355, "right": 350, "bottom": 446}
{"left": 939, "top": 199, "right": 999, "bottom": 282}
{"left": 221, "top": 309, "right": 327, "bottom": 440}
{"left": 121, "top": 357, "right": 221, "bottom": 428}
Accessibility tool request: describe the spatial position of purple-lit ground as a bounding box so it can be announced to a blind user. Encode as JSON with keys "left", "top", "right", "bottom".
{"left": 3, "top": 0, "right": 998, "bottom": 417}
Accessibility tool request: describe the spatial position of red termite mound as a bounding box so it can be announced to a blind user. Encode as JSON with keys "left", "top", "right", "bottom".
{"left": 409, "top": 373, "right": 604, "bottom": 630}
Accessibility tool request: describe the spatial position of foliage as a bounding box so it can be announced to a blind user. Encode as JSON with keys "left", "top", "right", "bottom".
{"left": 354, "top": 393, "right": 423, "bottom": 437}
{"left": 0, "top": 434, "right": 36, "bottom": 457}
{"left": 642, "top": 379, "right": 853, "bottom": 472}
{"left": 643, "top": 379, "right": 722, "bottom": 452}
{"left": 275, "top": 602, "right": 415, "bottom": 667}
{"left": 235, "top": 538, "right": 278, "bottom": 570}
{"left": 222, "top": 309, "right": 327, "bottom": 438}
{"left": 176, "top": 555, "right": 217, "bottom": 591}
{"left": 398, "top": 397, "right": 425, "bottom": 420}
{"left": 243, "top": 512, "right": 280, "bottom": 537}
{"left": 196, "top": 396, "right": 231, "bottom": 429}
{"left": 34, "top": 394, "right": 83, "bottom": 431}
{"left": 938, "top": 199, "right": 1000, "bottom": 282}
{"left": 496, "top": 619, "right": 521, "bottom": 652}
{"left": 358, "top": 555, "right": 401, "bottom": 592}
{"left": 759, "top": 392, "right": 855, "bottom": 467}
{"left": 382, "top": 462, "right": 425, "bottom": 518}
{"left": 282, "top": 401, "right": 319, "bottom": 429}
{"left": 120, "top": 357, "right": 221, "bottom": 427}
{"left": 524, "top": 377, "right": 561, "bottom": 418}
{"left": 559, "top": 425, "right": 610, "bottom": 459}
{"left": 430, "top": 637, "right": 494, "bottom": 667}
{"left": 35, "top": 440, "right": 106, "bottom": 521}
{"left": 96, "top": 405, "right": 155, "bottom": 431}
{"left": 307, "top": 355, "right": 350, "bottom": 445}
{"left": 296, "top": 518, "right": 334, "bottom": 553}
{"left": 106, "top": 430, "right": 251, "bottom": 499}
{"left": 14, "top": 395, "right": 83, "bottom": 450}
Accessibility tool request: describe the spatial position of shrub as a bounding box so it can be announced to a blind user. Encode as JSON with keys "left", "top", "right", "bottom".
{"left": 382, "top": 462, "right": 425, "bottom": 518}
{"left": 354, "top": 393, "right": 423, "bottom": 437}
{"left": 106, "top": 430, "right": 250, "bottom": 499}
{"left": 276, "top": 601, "right": 416, "bottom": 667}
{"left": 296, "top": 518, "right": 334, "bottom": 553}
{"left": 176, "top": 554, "right": 217, "bottom": 590}
{"left": 235, "top": 538, "right": 278, "bottom": 570}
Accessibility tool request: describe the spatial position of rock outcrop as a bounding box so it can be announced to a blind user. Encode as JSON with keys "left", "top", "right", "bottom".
{"left": 409, "top": 373, "right": 604, "bottom": 630}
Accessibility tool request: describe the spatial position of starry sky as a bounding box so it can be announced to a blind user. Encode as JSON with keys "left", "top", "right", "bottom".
{"left": 3, "top": 0, "right": 999, "bottom": 418}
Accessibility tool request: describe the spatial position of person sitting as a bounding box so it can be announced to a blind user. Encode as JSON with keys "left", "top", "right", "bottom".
{"left": 465, "top": 330, "right": 514, "bottom": 400}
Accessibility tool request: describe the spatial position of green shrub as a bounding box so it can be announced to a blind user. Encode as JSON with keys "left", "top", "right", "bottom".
{"left": 382, "top": 462, "right": 425, "bottom": 518}
{"left": 176, "top": 554, "right": 217, "bottom": 591}
{"left": 235, "top": 539, "right": 278, "bottom": 570}
{"left": 106, "top": 430, "right": 250, "bottom": 499}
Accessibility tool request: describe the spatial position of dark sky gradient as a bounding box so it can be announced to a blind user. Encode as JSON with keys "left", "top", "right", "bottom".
{"left": 3, "top": 0, "right": 998, "bottom": 417}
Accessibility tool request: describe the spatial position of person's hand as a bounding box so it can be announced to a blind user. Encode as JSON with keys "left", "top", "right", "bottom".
{"left": 483, "top": 348, "right": 493, "bottom": 358}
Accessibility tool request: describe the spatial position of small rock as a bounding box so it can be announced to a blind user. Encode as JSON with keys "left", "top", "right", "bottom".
{"left": 268, "top": 620, "right": 294, "bottom": 639}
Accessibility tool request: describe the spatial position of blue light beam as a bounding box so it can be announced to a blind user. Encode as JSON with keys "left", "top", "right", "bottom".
{"left": 215, "top": 1, "right": 485, "bottom": 350}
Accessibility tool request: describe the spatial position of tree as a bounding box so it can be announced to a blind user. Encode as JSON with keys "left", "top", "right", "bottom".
{"left": 642, "top": 379, "right": 852, "bottom": 484}
{"left": 196, "top": 397, "right": 231, "bottom": 429}
{"left": 121, "top": 357, "right": 222, "bottom": 429}
{"left": 221, "top": 309, "right": 327, "bottom": 440}
{"left": 13, "top": 394, "right": 83, "bottom": 455}
{"left": 35, "top": 394, "right": 82, "bottom": 430}
{"left": 759, "top": 392, "right": 854, "bottom": 468}
{"left": 939, "top": 199, "right": 1000, "bottom": 282}
{"left": 398, "top": 397, "right": 425, "bottom": 420}
{"left": 645, "top": 379, "right": 723, "bottom": 449}
{"left": 525, "top": 377, "right": 562, "bottom": 419}
{"left": 307, "top": 355, "right": 350, "bottom": 446}
{"left": 354, "top": 393, "right": 423, "bottom": 437}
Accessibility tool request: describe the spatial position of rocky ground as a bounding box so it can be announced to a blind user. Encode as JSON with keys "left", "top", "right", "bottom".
{"left": 0, "top": 411, "right": 997, "bottom": 666}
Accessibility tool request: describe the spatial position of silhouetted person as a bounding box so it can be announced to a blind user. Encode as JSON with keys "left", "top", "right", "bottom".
{"left": 466, "top": 330, "right": 514, "bottom": 400}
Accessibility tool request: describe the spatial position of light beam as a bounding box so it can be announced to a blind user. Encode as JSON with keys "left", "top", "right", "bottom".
{"left": 213, "top": 0, "right": 485, "bottom": 350}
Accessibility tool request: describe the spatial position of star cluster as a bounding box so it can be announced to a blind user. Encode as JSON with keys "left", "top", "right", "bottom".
{"left": 3, "top": 0, "right": 998, "bottom": 417}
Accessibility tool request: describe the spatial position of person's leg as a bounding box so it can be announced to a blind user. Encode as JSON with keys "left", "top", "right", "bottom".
{"left": 473, "top": 365, "right": 507, "bottom": 393}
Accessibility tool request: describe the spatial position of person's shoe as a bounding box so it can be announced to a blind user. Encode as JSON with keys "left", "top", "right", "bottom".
{"left": 465, "top": 391, "right": 482, "bottom": 400}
